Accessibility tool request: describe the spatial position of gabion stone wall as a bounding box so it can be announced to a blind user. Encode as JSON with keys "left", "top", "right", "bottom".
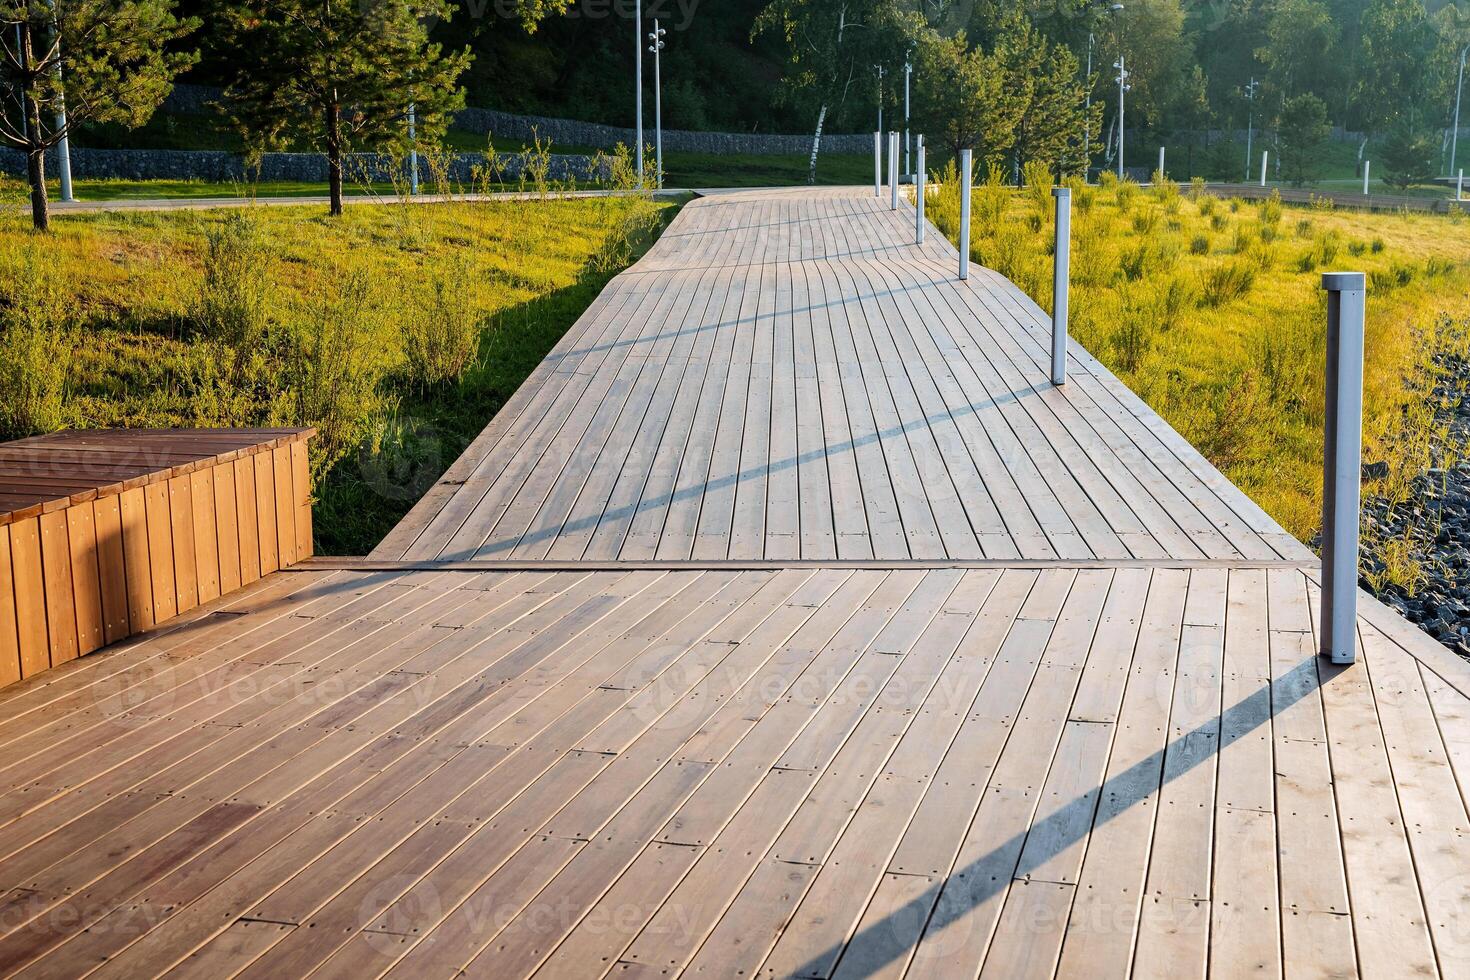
{"left": 0, "top": 147, "right": 603, "bottom": 186}
{"left": 157, "top": 84, "right": 872, "bottom": 157}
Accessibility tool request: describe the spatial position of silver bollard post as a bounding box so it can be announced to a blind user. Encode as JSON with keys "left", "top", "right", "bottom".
{"left": 915, "top": 138, "right": 926, "bottom": 244}
{"left": 1260, "top": 150, "right": 1268, "bottom": 188}
{"left": 889, "top": 132, "right": 900, "bottom": 211}
{"left": 1157, "top": 145, "right": 1165, "bottom": 180}
{"left": 1051, "top": 186, "right": 1071, "bottom": 386}
{"left": 959, "top": 149, "right": 972, "bottom": 281}
{"left": 1320, "top": 271, "right": 1366, "bottom": 665}
{"left": 874, "top": 132, "right": 882, "bottom": 197}
{"left": 1459, "top": 169, "right": 1465, "bottom": 201}
{"left": 1363, "top": 160, "right": 1370, "bottom": 196}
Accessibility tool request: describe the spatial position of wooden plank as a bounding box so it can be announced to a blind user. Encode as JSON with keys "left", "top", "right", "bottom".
{"left": 0, "top": 530, "right": 20, "bottom": 687}
{"left": 213, "top": 462, "right": 242, "bottom": 595}
{"left": 9, "top": 518, "right": 51, "bottom": 677}
{"left": 272, "top": 445, "right": 297, "bottom": 568}
{"left": 38, "top": 510, "right": 78, "bottom": 665}
{"left": 143, "top": 480, "right": 178, "bottom": 623}
{"left": 189, "top": 469, "right": 221, "bottom": 606}
{"left": 235, "top": 459, "right": 261, "bottom": 586}
{"left": 65, "top": 503, "right": 105, "bottom": 656}
{"left": 290, "top": 440, "right": 312, "bottom": 561}
{"left": 118, "top": 486, "right": 155, "bottom": 632}
{"left": 254, "top": 451, "right": 279, "bottom": 576}
{"left": 168, "top": 475, "right": 199, "bottom": 616}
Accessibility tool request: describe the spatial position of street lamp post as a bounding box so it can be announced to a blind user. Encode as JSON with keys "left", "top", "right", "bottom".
{"left": 1111, "top": 3, "right": 1126, "bottom": 180}
{"left": 634, "top": 0, "right": 643, "bottom": 185}
{"left": 904, "top": 56, "right": 912, "bottom": 176}
{"left": 407, "top": 103, "right": 418, "bottom": 196}
{"left": 1452, "top": 45, "right": 1467, "bottom": 180}
{"left": 875, "top": 64, "right": 884, "bottom": 138}
{"left": 648, "top": 21, "right": 666, "bottom": 188}
{"left": 1084, "top": 32, "right": 1094, "bottom": 176}
{"left": 45, "top": 0, "right": 71, "bottom": 202}
{"left": 1115, "top": 55, "right": 1129, "bottom": 179}
{"left": 1244, "top": 77, "right": 1260, "bottom": 183}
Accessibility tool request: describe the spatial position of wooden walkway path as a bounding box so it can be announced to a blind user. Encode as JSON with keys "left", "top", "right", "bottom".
{"left": 2, "top": 186, "right": 1470, "bottom": 980}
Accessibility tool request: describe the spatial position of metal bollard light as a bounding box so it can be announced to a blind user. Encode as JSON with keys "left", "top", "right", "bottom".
{"left": 1459, "top": 169, "right": 1465, "bottom": 202}
{"left": 1051, "top": 186, "right": 1071, "bottom": 386}
{"left": 959, "top": 149, "right": 972, "bottom": 281}
{"left": 1157, "top": 146, "right": 1165, "bottom": 180}
{"left": 1363, "top": 160, "right": 1370, "bottom": 196}
{"left": 1320, "top": 271, "right": 1366, "bottom": 665}
{"left": 889, "top": 132, "right": 900, "bottom": 210}
{"left": 1260, "top": 151, "right": 1268, "bottom": 188}
{"left": 915, "top": 138, "right": 926, "bottom": 244}
{"left": 874, "top": 132, "right": 882, "bottom": 197}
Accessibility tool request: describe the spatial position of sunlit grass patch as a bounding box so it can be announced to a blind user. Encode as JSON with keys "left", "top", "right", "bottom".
{"left": 926, "top": 169, "right": 1470, "bottom": 561}
{"left": 0, "top": 173, "right": 679, "bottom": 553}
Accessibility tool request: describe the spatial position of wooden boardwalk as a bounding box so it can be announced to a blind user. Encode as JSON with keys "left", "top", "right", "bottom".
{"left": 2, "top": 186, "right": 1469, "bottom": 980}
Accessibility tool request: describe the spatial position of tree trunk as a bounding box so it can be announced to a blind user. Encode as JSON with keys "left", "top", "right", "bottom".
{"left": 807, "top": 105, "right": 828, "bottom": 186}
{"left": 26, "top": 145, "right": 49, "bottom": 232}
{"left": 325, "top": 103, "right": 344, "bottom": 216}
{"left": 18, "top": 24, "right": 48, "bottom": 232}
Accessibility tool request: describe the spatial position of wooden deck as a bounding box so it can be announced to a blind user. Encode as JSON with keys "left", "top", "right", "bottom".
{"left": 2, "top": 186, "right": 1469, "bottom": 979}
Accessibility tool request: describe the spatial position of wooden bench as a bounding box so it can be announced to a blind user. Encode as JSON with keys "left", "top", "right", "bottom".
{"left": 0, "top": 428, "right": 315, "bottom": 687}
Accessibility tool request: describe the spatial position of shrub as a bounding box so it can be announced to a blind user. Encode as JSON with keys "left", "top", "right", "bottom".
{"left": 1200, "top": 260, "right": 1256, "bottom": 307}
{"left": 0, "top": 247, "right": 74, "bottom": 438}
{"left": 1152, "top": 172, "right": 1180, "bottom": 208}
{"left": 288, "top": 269, "right": 392, "bottom": 475}
{"left": 1197, "top": 196, "right": 1216, "bottom": 217}
{"left": 1259, "top": 189, "right": 1283, "bottom": 227}
{"left": 1116, "top": 179, "right": 1139, "bottom": 212}
{"left": 1210, "top": 212, "right": 1228, "bottom": 232}
{"left": 1131, "top": 209, "right": 1161, "bottom": 235}
{"left": 1295, "top": 219, "right": 1313, "bottom": 237}
{"left": 1189, "top": 234, "right": 1210, "bottom": 255}
{"left": 1347, "top": 239, "right": 1367, "bottom": 256}
{"left": 1189, "top": 176, "right": 1207, "bottom": 199}
{"left": 1370, "top": 262, "right": 1418, "bottom": 292}
{"left": 197, "top": 212, "right": 271, "bottom": 351}
{"left": 1370, "top": 237, "right": 1386, "bottom": 253}
{"left": 404, "top": 256, "right": 483, "bottom": 388}
{"left": 1022, "top": 160, "right": 1053, "bottom": 211}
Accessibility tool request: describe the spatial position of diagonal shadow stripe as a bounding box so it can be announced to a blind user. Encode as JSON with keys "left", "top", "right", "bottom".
{"left": 779, "top": 654, "right": 1334, "bottom": 979}
{"left": 457, "top": 382, "right": 1037, "bottom": 560}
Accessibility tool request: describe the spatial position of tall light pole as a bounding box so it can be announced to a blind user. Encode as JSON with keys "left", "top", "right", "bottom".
{"left": 1244, "top": 77, "right": 1260, "bottom": 183}
{"left": 875, "top": 64, "right": 884, "bottom": 137}
{"left": 1115, "top": 56, "right": 1129, "bottom": 179}
{"left": 407, "top": 103, "right": 418, "bottom": 195}
{"left": 1084, "top": 32, "right": 1094, "bottom": 175}
{"left": 1452, "top": 45, "right": 1467, "bottom": 180}
{"left": 1111, "top": 3, "right": 1126, "bottom": 180}
{"left": 634, "top": 0, "right": 643, "bottom": 185}
{"left": 648, "top": 21, "right": 665, "bottom": 188}
{"left": 45, "top": 0, "right": 71, "bottom": 202}
{"left": 903, "top": 55, "right": 912, "bottom": 176}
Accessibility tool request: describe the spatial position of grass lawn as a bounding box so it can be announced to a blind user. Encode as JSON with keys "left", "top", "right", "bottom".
{"left": 1159, "top": 135, "right": 1469, "bottom": 198}
{"left": 34, "top": 150, "right": 872, "bottom": 203}
{"left": 0, "top": 182, "right": 682, "bottom": 554}
{"left": 927, "top": 168, "right": 1470, "bottom": 586}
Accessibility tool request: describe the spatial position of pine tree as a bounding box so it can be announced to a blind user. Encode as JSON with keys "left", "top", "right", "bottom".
{"left": 0, "top": 0, "right": 197, "bottom": 230}
{"left": 216, "top": 0, "right": 474, "bottom": 216}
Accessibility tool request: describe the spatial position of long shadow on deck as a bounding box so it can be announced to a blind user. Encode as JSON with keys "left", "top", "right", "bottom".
{"left": 782, "top": 653, "right": 1339, "bottom": 979}
{"left": 457, "top": 381, "right": 1038, "bottom": 560}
